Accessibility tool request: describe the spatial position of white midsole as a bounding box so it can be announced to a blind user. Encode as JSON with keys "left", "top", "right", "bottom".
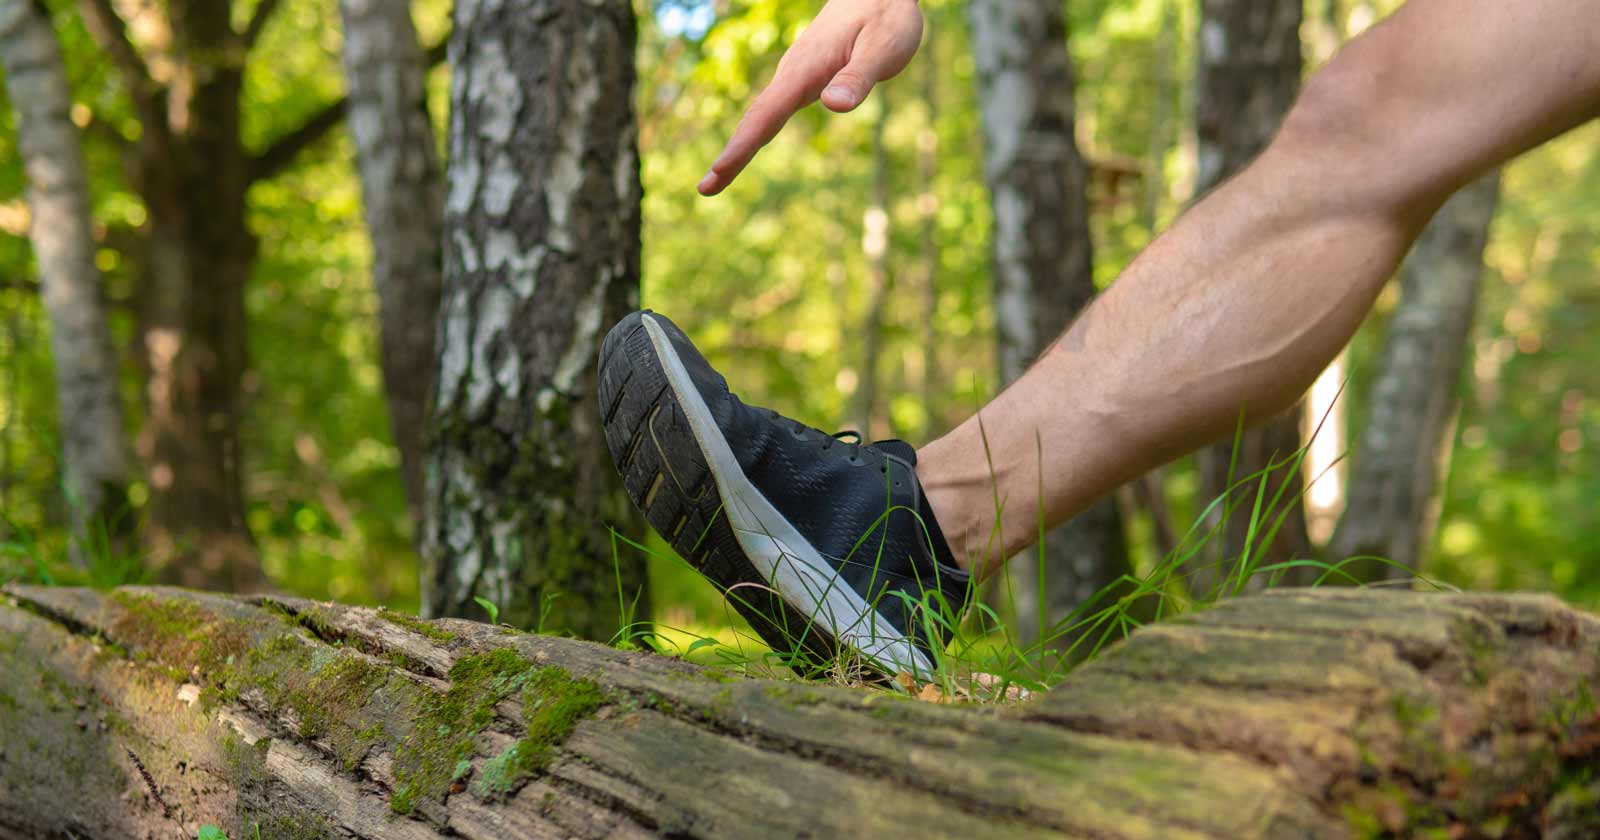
{"left": 641, "top": 314, "right": 933, "bottom": 678}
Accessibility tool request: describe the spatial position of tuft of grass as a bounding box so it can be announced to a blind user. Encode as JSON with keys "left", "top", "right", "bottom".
{"left": 472, "top": 596, "right": 500, "bottom": 626}
{"left": 1, "top": 498, "right": 145, "bottom": 590}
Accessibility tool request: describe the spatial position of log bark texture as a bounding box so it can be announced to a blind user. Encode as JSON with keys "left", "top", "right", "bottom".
{"left": 3, "top": 584, "right": 1599, "bottom": 839}
{"left": 969, "top": 0, "right": 1136, "bottom": 643}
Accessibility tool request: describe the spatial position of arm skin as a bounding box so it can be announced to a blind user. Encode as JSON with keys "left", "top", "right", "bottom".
{"left": 915, "top": 0, "right": 1600, "bottom": 575}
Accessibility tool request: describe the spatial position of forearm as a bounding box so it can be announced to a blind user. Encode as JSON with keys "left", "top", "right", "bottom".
{"left": 921, "top": 141, "right": 1427, "bottom": 569}
{"left": 919, "top": 0, "right": 1600, "bottom": 573}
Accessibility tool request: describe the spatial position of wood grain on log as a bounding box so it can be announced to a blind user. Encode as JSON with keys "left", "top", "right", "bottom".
{"left": 1, "top": 586, "right": 1597, "bottom": 839}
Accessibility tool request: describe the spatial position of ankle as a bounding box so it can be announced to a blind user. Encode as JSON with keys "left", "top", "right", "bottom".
{"left": 915, "top": 439, "right": 989, "bottom": 576}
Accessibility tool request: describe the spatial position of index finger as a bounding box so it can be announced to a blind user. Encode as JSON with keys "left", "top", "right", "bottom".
{"left": 698, "top": 59, "right": 828, "bottom": 196}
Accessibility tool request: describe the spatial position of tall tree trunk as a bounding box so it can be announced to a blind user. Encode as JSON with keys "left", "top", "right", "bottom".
{"left": 0, "top": 0, "right": 131, "bottom": 557}
{"left": 424, "top": 0, "right": 645, "bottom": 639}
{"left": 969, "top": 0, "right": 1135, "bottom": 646}
{"left": 64, "top": 0, "right": 369, "bottom": 590}
{"left": 1328, "top": 173, "right": 1501, "bottom": 578}
{"left": 129, "top": 0, "right": 264, "bottom": 591}
{"left": 1190, "top": 0, "right": 1311, "bottom": 595}
{"left": 338, "top": 0, "right": 445, "bottom": 533}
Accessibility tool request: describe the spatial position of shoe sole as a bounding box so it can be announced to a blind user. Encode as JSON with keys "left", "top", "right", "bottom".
{"left": 598, "top": 312, "right": 932, "bottom": 678}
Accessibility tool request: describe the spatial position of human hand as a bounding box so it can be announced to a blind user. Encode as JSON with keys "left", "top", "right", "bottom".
{"left": 697, "top": 0, "right": 923, "bottom": 196}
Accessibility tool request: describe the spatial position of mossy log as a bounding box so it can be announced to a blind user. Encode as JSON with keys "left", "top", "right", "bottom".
{"left": 2, "top": 585, "right": 1598, "bottom": 839}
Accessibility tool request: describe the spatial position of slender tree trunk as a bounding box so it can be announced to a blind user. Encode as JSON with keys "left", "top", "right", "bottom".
{"left": 1191, "top": 0, "right": 1312, "bottom": 595}
{"left": 854, "top": 91, "right": 892, "bottom": 436}
{"left": 0, "top": 0, "right": 131, "bottom": 557}
{"left": 338, "top": 0, "right": 444, "bottom": 532}
{"left": 969, "top": 0, "right": 1135, "bottom": 645}
{"left": 916, "top": 19, "right": 941, "bottom": 434}
{"left": 1328, "top": 173, "right": 1501, "bottom": 578}
{"left": 424, "top": 0, "right": 645, "bottom": 639}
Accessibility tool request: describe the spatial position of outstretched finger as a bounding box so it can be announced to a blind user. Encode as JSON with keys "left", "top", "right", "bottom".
{"left": 698, "top": 92, "right": 802, "bottom": 195}
{"left": 698, "top": 56, "right": 829, "bottom": 195}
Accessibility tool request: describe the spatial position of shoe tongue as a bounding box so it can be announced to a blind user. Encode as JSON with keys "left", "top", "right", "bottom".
{"left": 864, "top": 439, "right": 965, "bottom": 578}
{"left": 867, "top": 438, "right": 917, "bottom": 464}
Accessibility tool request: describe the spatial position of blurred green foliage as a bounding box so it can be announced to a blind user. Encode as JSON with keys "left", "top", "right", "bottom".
{"left": 1, "top": 0, "right": 1597, "bottom": 625}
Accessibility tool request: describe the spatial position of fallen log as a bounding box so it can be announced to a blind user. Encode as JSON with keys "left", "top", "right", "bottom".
{"left": 1, "top": 585, "right": 1597, "bottom": 839}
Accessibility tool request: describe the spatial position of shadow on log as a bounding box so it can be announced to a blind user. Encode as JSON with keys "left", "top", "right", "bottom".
{"left": 2, "top": 585, "right": 1598, "bottom": 839}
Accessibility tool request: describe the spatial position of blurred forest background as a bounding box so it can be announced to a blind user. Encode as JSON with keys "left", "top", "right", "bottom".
{"left": 1, "top": 0, "right": 1597, "bottom": 649}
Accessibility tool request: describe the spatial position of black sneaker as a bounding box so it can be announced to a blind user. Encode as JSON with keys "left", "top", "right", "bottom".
{"left": 597, "top": 311, "right": 971, "bottom": 678}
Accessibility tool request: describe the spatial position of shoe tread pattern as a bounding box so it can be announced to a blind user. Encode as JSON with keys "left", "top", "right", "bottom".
{"left": 599, "top": 314, "right": 838, "bottom": 671}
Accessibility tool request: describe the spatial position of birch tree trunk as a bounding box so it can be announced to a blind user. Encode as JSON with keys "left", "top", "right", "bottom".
{"left": 423, "top": 0, "right": 645, "bottom": 639}
{"left": 339, "top": 0, "right": 445, "bottom": 532}
{"left": 0, "top": 0, "right": 131, "bottom": 555}
{"left": 969, "top": 0, "right": 1135, "bottom": 645}
{"left": 1328, "top": 174, "right": 1501, "bottom": 577}
{"left": 1191, "top": 0, "right": 1313, "bottom": 593}
{"left": 5, "top": 584, "right": 1600, "bottom": 839}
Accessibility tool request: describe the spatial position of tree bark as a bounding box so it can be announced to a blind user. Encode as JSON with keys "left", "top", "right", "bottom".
{"left": 1328, "top": 173, "right": 1501, "bottom": 578}
{"left": 969, "top": 0, "right": 1135, "bottom": 645}
{"left": 69, "top": 0, "right": 282, "bottom": 590}
{"left": 4, "top": 583, "right": 1599, "bottom": 839}
{"left": 338, "top": 0, "right": 445, "bottom": 532}
{"left": 136, "top": 0, "right": 264, "bottom": 592}
{"left": 0, "top": 0, "right": 132, "bottom": 556}
{"left": 1191, "top": 0, "right": 1314, "bottom": 594}
{"left": 423, "top": 0, "right": 645, "bottom": 639}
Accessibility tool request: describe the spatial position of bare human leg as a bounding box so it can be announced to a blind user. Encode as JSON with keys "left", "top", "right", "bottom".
{"left": 918, "top": 0, "right": 1600, "bottom": 576}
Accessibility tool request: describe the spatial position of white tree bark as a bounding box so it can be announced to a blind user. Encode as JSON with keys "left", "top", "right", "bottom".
{"left": 1329, "top": 173, "right": 1502, "bottom": 575}
{"left": 338, "top": 0, "right": 445, "bottom": 532}
{"left": 969, "top": 0, "right": 1135, "bottom": 644}
{"left": 0, "top": 0, "right": 130, "bottom": 548}
{"left": 423, "top": 0, "right": 645, "bottom": 638}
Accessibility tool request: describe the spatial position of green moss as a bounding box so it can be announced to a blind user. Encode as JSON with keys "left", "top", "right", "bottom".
{"left": 242, "top": 812, "right": 337, "bottom": 840}
{"left": 108, "top": 591, "right": 254, "bottom": 675}
{"left": 378, "top": 609, "right": 459, "bottom": 643}
{"left": 691, "top": 667, "right": 736, "bottom": 684}
{"left": 390, "top": 648, "right": 539, "bottom": 813}
{"left": 100, "top": 591, "right": 607, "bottom": 816}
{"left": 472, "top": 667, "right": 605, "bottom": 799}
